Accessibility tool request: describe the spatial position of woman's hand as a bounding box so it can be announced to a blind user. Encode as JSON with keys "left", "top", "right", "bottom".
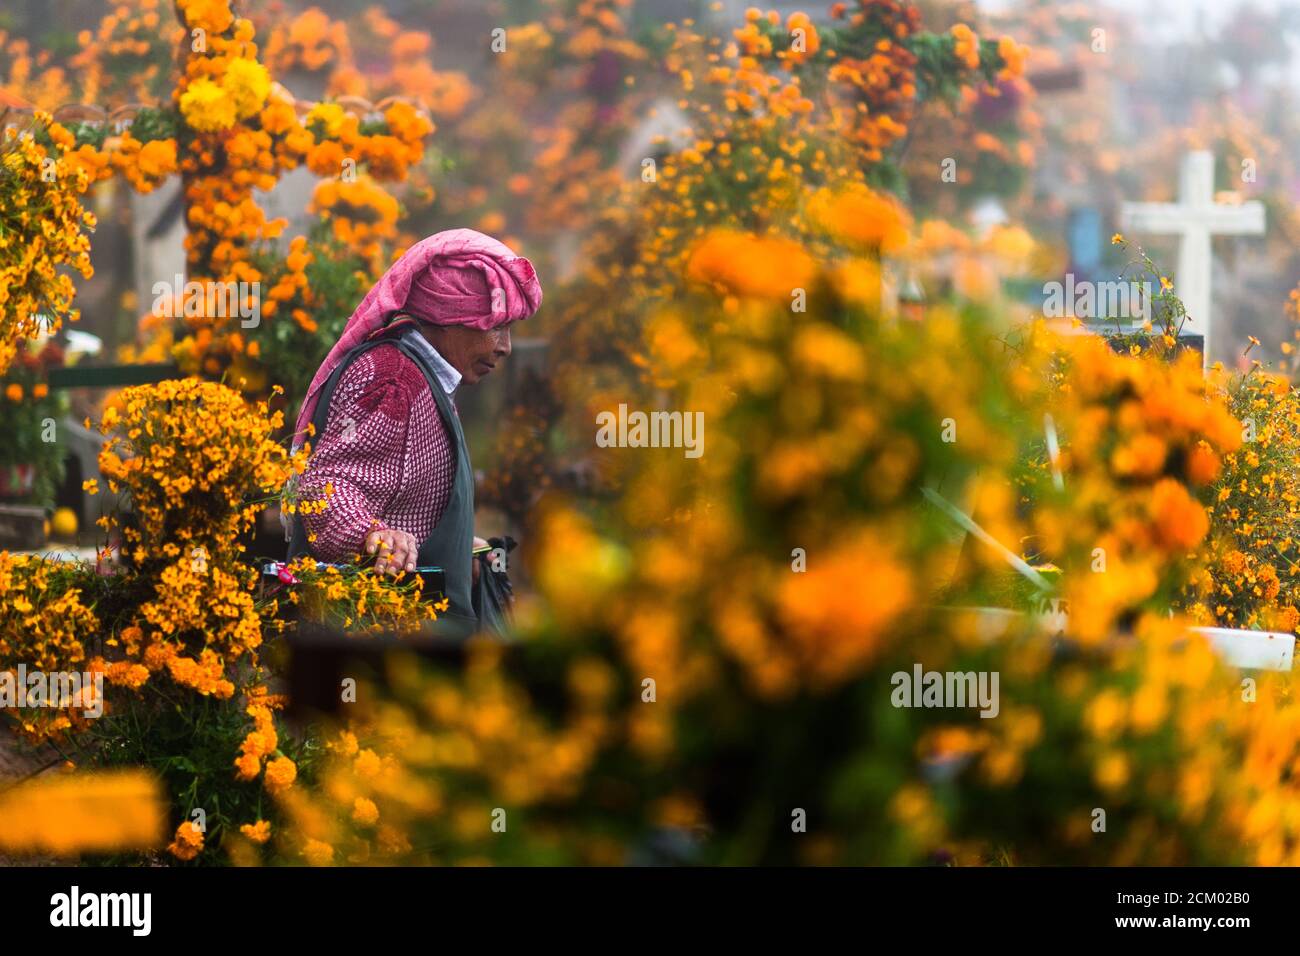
{"left": 365, "top": 528, "right": 419, "bottom": 576}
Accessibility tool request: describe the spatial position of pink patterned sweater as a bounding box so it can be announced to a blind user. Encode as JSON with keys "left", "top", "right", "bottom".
{"left": 297, "top": 342, "right": 455, "bottom": 562}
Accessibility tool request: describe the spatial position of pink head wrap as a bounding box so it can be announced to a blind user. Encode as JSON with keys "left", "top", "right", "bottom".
{"left": 293, "top": 228, "right": 542, "bottom": 444}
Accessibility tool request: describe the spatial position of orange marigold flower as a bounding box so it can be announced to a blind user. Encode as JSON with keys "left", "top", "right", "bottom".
{"left": 951, "top": 23, "right": 980, "bottom": 70}
{"left": 776, "top": 533, "right": 913, "bottom": 688}
{"left": 142, "top": 641, "right": 178, "bottom": 672}
{"left": 785, "top": 12, "right": 820, "bottom": 64}
{"left": 305, "top": 140, "right": 346, "bottom": 178}
{"left": 351, "top": 797, "right": 379, "bottom": 826}
{"left": 303, "top": 837, "right": 334, "bottom": 866}
{"left": 1186, "top": 442, "right": 1222, "bottom": 486}
{"left": 136, "top": 139, "right": 177, "bottom": 179}
{"left": 808, "top": 183, "right": 911, "bottom": 254}
{"left": 264, "top": 755, "right": 297, "bottom": 794}
{"left": 997, "top": 35, "right": 1027, "bottom": 77}
{"left": 104, "top": 661, "right": 150, "bottom": 689}
{"left": 166, "top": 820, "right": 204, "bottom": 861}
{"left": 685, "top": 229, "right": 816, "bottom": 300}
{"left": 1150, "top": 478, "right": 1209, "bottom": 551}
{"left": 177, "top": 0, "right": 234, "bottom": 33}
{"left": 234, "top": 751, "right": 262, "bottom": 781}
{"left": 239, "top": 820, "right": 271, "bottom": 844}
{"left": 1110, "top": 432, "right": 1168, "bottom": 479}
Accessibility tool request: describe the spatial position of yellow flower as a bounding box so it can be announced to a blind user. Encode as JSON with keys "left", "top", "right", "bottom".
{"left": 1085, "top": 689, "right": 1126, "bottom": 740}
{"left": 221, "top": 58, "right": 271, "bottom": 119}
{"left": 304, "top": 102, "right": 347, "bottom": 138}
{"left": 179, "top": 77, "right": 237, "bottom": 133}
{"left": 791, "top": 323, "right": 867, "bottom": 383}
{"left": 1093, "top": 752, "right": 1131, "bottom": 791}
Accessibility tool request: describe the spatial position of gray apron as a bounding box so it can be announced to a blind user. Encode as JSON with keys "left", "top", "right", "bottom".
{"left": 287, "top": 327, "right": 478, "bottom": 639}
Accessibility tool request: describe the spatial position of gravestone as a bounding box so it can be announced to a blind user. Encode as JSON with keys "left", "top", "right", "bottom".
{"left": 617, "top": 96, "right": 692, "bottom": 180}
{"left": 35, "top": 359, "right": 181, "bottom": 552}
{"left": 131, "top": 181, "right": 187, "bottom": 324}
{"left": 54, "top": 418, "right": 109, "bottom": 534}
{"left": 0, "top": 505, "right": 44, "bottom": 550}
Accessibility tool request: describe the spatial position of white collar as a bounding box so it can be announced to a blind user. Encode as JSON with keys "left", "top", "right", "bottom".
{"left": 402, "top": 329, "right": 462, "bottom": 394}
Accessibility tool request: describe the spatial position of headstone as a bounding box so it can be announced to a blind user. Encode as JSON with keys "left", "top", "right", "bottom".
{"left": 942, "top": 608, "right": 1295, "bottom": 673}
{"left": 131, "top": 181, "right": 187, "bottom": 318}
{"left": 617, "top": 96, "right": 691, "bottom": 179}
{"left": 54, "top": 418, "right": 108, "bottom": 533}
{"left": 0, "top": 505, "right": 45, "bottom": 550}
{"left": 969, "top": 196, "right": 1009, "bottom": 237}
{"left": 1192, "top": 626, "right": 1294, "bottom": 672}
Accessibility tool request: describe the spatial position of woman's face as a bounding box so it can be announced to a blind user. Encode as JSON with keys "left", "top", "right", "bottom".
{"left": 422, "top": 322, "right": 513, "bottom": 385}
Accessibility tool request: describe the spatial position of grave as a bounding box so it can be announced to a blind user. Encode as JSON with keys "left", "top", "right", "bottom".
{"left": 926, "top": 486, "right": 1297, "bottom": 675}
{"left": 0, "top": 356, "right": 179, "bottom": 552}
{"left": 1120, "top": 150, "right": 1266, "bottom": 368}
{"left": 0, "top": 505, "right": 44, "bottom": 551}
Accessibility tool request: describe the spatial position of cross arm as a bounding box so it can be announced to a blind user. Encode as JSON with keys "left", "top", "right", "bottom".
{"left": 1120, "top": 200, "right": 1265, "bottom": 235}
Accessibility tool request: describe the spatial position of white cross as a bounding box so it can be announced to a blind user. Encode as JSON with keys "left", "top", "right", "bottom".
{"left": 1120, "top": 150, "right": 1264, "bottom": 367}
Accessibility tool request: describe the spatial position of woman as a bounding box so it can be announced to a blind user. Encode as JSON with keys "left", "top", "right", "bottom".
{"left": 285, "top": 228, "right": 542, "bottom": 637}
